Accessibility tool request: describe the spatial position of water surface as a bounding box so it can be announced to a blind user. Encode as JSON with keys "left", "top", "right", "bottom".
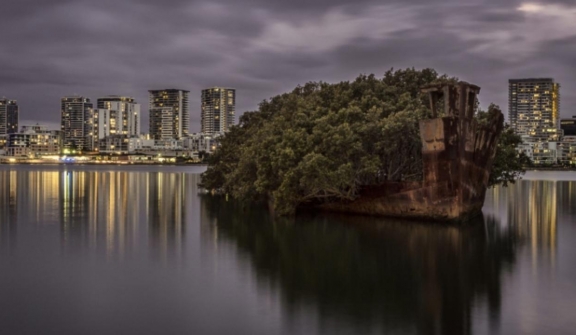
{"left": 0, "top": 165, "right": 575, "bottom": 334}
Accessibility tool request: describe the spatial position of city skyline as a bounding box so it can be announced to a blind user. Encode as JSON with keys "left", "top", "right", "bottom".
{"left": 7, "top": 72, "right": 575, "bottom": 133}
{"left": 2, "top": 1, "right": 576, "bottom": 130}
{"left": 6, "top": 74, "right": 574, "bottom": 133}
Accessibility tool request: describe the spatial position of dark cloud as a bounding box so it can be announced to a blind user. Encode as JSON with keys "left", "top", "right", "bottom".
{"left": 0, "top": 0, "right": 575, "bottom": 132}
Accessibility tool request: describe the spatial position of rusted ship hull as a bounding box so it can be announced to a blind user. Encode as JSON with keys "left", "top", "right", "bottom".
{"left": 321, "top": 82, "right": 504, "bottom": 223}
{"left": 320, "top": 181, "right": 486, "bottom": 222}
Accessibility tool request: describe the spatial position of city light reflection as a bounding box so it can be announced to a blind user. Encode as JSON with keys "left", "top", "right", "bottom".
{"left": 486, "top": 180, "right": 561, "bottom": 270}
{"left": 0, "top": 168, "right": 194, "bottom": 260}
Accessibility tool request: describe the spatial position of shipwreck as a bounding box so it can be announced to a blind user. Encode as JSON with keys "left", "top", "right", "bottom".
{"left": 321, "top": 82, "right": 505, "bottom": 222}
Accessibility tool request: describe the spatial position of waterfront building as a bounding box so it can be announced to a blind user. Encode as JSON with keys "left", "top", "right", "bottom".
{"left": 91, "top": 96, "right": 141, "bottom": 151}
{"left": 98, "top": 135, "right": 154, "bottom": 154}
{"left": 61, "top": 96, "right": 93, "bottom": 151}
{"left": 508, "top": 78, "right": 560, "bottom": 141}
{"left": 96, "top": 96, "right": 141, "bottom": 136}
{"left": 517, "top": 138, "right": 576, "bottom": 166}
{"left": 183, "top": 132, "right": 221, "bottom": 153}
{"left": 6, "top": 125, "right": 62, "bottom": 157}
{"left": 201, "top": 87, "right": 235, "bottom": 135}
{"left": 518, "top": 141, "right": 559, "bottom": 165}
{"left": 149, "top": 89, "right": 189, "bottom": 140}
{"left": 556, "top": 118, "right": 576, "bottom": 165}
{"left": 557, "top": 141, "right": 576, "bottom": 165}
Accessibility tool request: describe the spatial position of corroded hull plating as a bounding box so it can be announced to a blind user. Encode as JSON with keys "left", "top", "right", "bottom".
{"left": 321, "top": 82, "right": 504, "bottom": 222}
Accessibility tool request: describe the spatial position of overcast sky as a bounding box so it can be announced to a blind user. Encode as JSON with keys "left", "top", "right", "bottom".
{"left": 1, "top": 0, "right": 575, "bottom": 131}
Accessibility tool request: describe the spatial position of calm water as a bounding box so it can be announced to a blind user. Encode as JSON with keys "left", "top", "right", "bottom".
{"left": 0, "top": 166, "right": 575, "bottom": 335}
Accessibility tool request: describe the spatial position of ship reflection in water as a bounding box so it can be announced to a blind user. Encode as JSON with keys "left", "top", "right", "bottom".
{"left": 0, "top": 167, "right": 575, "bottom": 335}
{"left": 202, "top": 178, "right": 570, "bottom": 335}
{"left": 201, "top": 200, "right": 517, "bottom": 334}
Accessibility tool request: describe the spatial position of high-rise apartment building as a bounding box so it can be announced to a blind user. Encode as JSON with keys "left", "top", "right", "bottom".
{"left": 508, "top": 78, "right": 560, "bottom": 141}
{"left": 201, "top": 87, "right": 235, "bottom": 135}
{"left": 91, "top": 96, "right": 141, "bottom": 150}
{"left": 97, "top": 96, "right": 141, "bottom": 136}
{"left": 0, "top": 98, "right": 19, "bottom": 136}
{"left": 61, "top": 96, "right": 93, "bottom": 151}
{"left": 149, "top": 89, "right": 189, "bottom": 140}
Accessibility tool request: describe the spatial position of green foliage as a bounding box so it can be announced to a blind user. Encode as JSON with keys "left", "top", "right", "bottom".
{"left": 488, "top": 126, "right": 530, "bottom": 186}
{"left": 200, "top": 68, "right": 527, "bottom": 215}
{"left": 476, "top": 104, "right": 530, "bottom": 186}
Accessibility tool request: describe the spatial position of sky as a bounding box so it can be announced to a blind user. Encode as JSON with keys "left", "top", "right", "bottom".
{"left": 1, "top": 0, "right": 575, "bottom": 131}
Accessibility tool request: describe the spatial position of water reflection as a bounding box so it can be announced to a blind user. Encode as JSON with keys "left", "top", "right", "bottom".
{"left": 148, "top": 172, "right": 187, "bottom": 261}
{"left": 0, "top": 168, "right": 195, "bottom": 260}
{"left": 0, "top": 170, "right": 17, "bottom": 250}
{"left": 200, "top": 179, "right": 573, "bottom": 334}
{"left": 486, "top": 180, "right": 561, "bottom": 270}
{"left": 200, "top": 198, "right": 518, "bottom": 334}
{"left": 1, "top": 168, "right": 574, "bottom": 334}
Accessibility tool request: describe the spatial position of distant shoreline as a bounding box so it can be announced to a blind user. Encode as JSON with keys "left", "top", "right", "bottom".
{"left": 525, "top": 167, "right": 576, "bottom": 171}
{"left": 0, "top": 161, "right": 208, "bottom": 167}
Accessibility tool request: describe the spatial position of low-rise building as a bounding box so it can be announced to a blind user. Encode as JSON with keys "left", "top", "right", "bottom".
{"left": 557, "top": 139, "right": 576, "bottom": 166}
{"left": 99, "top": 135, "right": 155, "bottom": 154}
{"left": 6, "top": 125, "right": 62, "bottom": 157}
{"left": 518, "top": 139, "right": 576, "bottom": 166}
{"left": 518, "top": 140, "right": 557, "bottom": 165}
{"left": 96, "top": 132, "right": 222, "bottom": 159}
{"left": 183, "top": 133, "right": 220, "bottom": 153}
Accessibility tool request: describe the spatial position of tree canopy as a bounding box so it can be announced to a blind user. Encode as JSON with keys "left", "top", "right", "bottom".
{"left": 200, "top": 68, "right": 528, "bottom": 215}
{"left": 476, "top": 104, "right": 530, "bottom": 186}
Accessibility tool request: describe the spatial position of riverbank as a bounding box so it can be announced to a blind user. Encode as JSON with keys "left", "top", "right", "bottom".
{"left": 521, "top": 170, "right": 576, "bottom": 181}
{"left": 0, "top": 155, "right": 208, "bottom": 166}
{"left": 0, "top": 160, "right": 207, "bottom": 166}
{"left": 526, "top": 167, "right": 576, "bottom": 171}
